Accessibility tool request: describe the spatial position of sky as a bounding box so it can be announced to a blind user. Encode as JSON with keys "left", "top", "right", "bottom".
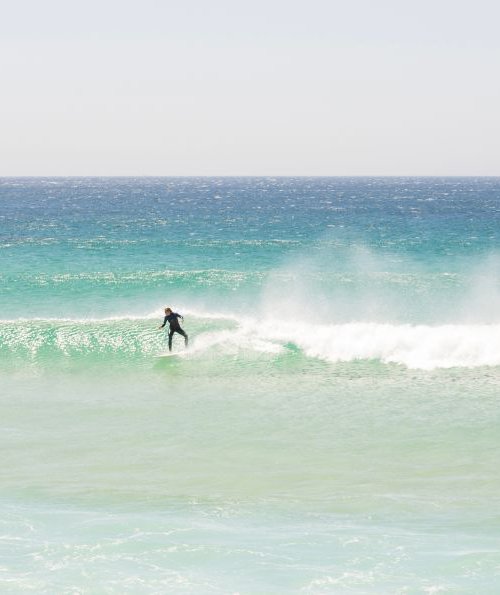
{"left": 1, "top": 0, "right": 499, "bottom": 176}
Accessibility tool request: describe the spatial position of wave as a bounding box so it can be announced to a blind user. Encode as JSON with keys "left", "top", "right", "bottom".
{"left": 256, "top": 320, "right": 500, "bottom": 369}
{"left": 0, "top": 319, "right": 159, "bottom": 360}
{"left": 1, "top": 312, "right": 500, "bottom": 369}
{"left": 0, "top": 238, "right": 301, "bottom": 249}
{"left": 0, "top": 269, "right": 465, "bottom": 292}
{"left": 0, "top": 312, "right": 241, "bottom": 363}
{"left": 0, "top": 269, "right": 266, "bottom": 288}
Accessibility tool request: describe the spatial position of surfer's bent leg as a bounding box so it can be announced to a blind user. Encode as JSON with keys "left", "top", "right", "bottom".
{"left": 178, "top": 328, "right": 188, "bottom": 347}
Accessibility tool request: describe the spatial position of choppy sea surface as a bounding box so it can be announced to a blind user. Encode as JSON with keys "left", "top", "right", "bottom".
{"left": 1, "top": 177, "right": 500, "bottom": 593}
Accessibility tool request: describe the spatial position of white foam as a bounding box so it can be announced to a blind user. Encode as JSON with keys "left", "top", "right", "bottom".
{"left": 162, "top": 313, "right": 500, "bottom": 369}
{"left": 257, "top": 319, "right": 500, "bottom": 369}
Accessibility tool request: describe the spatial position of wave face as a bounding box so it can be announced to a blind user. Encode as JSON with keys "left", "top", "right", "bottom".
{"left": 2, "top": 178, "right": 500, "bottom": 592}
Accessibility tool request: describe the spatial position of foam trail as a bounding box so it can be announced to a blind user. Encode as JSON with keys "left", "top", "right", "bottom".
{"left": 258, "top": 320, "right": 500, "bottom": 369}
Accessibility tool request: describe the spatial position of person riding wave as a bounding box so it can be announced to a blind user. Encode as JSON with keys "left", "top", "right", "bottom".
{"left": 159, "top": 307, "right": 189, "bottom": 352}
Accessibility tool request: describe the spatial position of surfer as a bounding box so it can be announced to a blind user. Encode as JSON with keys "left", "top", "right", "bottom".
{"left": 159, "top": 307, "right": 189, "bottom": 352}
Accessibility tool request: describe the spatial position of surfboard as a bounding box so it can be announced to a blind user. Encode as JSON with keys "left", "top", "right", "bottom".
{"left": 156, "top": 351, "right": 187, "bottom": 359}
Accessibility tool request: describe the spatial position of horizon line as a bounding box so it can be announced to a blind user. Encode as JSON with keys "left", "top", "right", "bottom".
{"left": 1, "top": 174, "right": 500, "bottom": 179}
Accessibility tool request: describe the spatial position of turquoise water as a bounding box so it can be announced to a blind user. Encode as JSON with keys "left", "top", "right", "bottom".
{"left": 1, "top": 177, "right": 500, "bottom": 592}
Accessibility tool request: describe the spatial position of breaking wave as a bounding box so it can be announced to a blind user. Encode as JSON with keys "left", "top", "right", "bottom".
{"left": 1, "top": 311, "right": 500, "bottom": 370}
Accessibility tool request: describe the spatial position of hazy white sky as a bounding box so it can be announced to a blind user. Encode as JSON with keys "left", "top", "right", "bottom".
{"left": 1, "top": 0, "right": 499, "bottom": 175}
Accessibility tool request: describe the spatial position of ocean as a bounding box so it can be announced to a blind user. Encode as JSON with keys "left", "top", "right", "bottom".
{"left": 1, "top": 177, "right": 500, "bottom": 593}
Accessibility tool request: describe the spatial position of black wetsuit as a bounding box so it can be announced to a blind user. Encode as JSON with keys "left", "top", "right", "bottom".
{"left": 161, "top": 312, "right": 188, "bottom": 351}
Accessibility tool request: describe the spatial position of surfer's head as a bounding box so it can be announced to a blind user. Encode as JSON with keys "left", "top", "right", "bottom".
{"left": 165, "top": 307, "right": 172, "bottom": 314}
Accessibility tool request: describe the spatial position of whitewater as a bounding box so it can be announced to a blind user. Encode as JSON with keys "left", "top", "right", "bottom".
{"left": 1, "top": 177, "right": 500, "bottom": 592}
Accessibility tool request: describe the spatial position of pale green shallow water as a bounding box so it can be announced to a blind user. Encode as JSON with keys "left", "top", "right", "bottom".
{"left": 2, "top": 364, "right": 500, "bottom": 593}
{"left": 1, "top": 178, "right": 500, "bottom": 592}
